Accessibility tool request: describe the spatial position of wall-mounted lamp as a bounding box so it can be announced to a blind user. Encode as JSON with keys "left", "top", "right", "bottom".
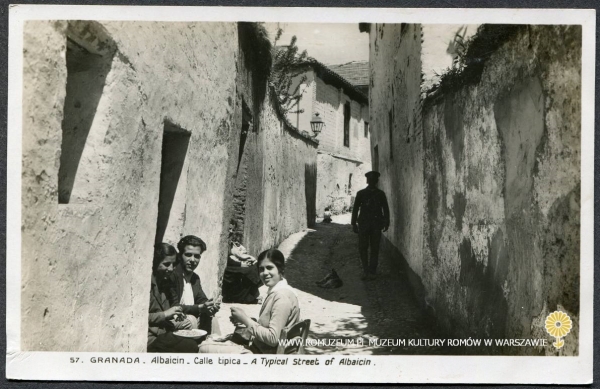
{"left": 310, "top": 112, "right": 325, "bottom": 137}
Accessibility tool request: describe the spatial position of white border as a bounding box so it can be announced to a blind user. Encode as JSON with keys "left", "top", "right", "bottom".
{"left": 6, "top": 5, "right": 595, "bottom": 384}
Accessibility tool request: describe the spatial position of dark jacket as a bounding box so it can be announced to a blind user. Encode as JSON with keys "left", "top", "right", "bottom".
{"left": 169, "top": 264, "right": 209, "bottom": 318}
{"left": 351, "top": 186, "right": 390, "bottom": 230}
{"left": 148, "top": 275, "right": 174, "bottom": 348}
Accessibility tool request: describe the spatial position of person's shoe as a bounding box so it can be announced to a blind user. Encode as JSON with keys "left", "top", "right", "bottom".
{"left": 367, "top": 273, "right": 377, "bottom": 280}
{"left": 360, "top": 272, "right": 369, "bottom": 281}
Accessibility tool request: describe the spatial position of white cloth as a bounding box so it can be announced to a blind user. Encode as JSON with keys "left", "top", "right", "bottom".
{"left": 266, "top": 278, "right": 298, "bottom": 298}
{"left": 180, "top": 276, "right": 195, "bottom": 306}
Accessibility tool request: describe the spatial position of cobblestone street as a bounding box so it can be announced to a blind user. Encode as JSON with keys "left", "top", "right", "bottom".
{"left": 217, "top": 214, "right": 459, "bottom": 355}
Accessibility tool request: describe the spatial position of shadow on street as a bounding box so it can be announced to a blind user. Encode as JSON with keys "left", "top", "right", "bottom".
{"left": 283, "top": 218, "right": 463, "bottom": 355}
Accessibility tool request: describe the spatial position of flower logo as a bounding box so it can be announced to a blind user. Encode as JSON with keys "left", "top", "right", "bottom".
{"left": 545, "top": 310, "right": 572, "bottom": 350}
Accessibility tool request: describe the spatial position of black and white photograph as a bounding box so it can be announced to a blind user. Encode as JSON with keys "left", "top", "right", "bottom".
{"left": 5, "top": 5, "right": 595, "bottom": 384}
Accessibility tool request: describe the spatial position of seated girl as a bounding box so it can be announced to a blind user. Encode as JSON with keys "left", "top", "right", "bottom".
{"left": 199, "top": 248, "right": 300, "bottom": 354}
{"left": 147, "top": 243, "right": 198, "bottom": 353}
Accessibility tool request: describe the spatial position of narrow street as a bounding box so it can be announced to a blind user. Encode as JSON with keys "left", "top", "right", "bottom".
{"left": 217, "top": 214, "right": 456, "bottom": 355}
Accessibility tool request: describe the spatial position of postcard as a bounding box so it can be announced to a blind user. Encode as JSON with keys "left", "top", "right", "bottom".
{"left": 6, "top": 4, "right": 595, "bottom": 384}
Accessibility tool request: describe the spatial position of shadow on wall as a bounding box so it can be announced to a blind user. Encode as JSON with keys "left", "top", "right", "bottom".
{"left": 58, "top": 37, "right": 115, "bottom": 204}
{"left": 304, "top": 163, "right": 317, "bottom": 228}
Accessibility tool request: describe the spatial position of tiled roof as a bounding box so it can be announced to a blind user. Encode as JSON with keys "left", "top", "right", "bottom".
{"left": 328, "top": 61, "right": 369, "bottom": 87}
{"left": 294, "top": 59, "right": 368, "bottom": 105}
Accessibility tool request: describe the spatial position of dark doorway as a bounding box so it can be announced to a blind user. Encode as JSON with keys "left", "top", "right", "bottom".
{"left": 305, "top": 163, "right": 317, "bottom": 228}
{"left": 154, "top": 121, "right": 191, "bottom": 245}
{"left": 343, "top": 102, "right": 351, "bottom": 147}
{"left": 348, "top": 173, "right": 353, "bottom": 195}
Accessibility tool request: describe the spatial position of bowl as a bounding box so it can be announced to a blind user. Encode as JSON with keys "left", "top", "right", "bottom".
{"left": 173, "top": 329, "right": 208, "bottom": 339}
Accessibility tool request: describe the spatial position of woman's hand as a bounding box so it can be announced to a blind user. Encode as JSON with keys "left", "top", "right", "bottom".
{"left": 172, "top": 318, "right": 193, "bottom": 330}
{"left": 230, "top": 306, "right": 250, "bottom": 327}
{"left": 163, "top": 305, "right": 183, "bottom": 320}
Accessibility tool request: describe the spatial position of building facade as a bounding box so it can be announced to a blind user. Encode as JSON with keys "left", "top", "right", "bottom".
{"left": 329, "top": 61, "right": 369, "bottom": 96}
{"left": 287, "top": 62, "right": 371, "bottom": 215}
{"left": 21, "top": 20, "right": 317, "bottom": 352}
{"left": 365, "top": 23, "right": 581, "bottom": 355}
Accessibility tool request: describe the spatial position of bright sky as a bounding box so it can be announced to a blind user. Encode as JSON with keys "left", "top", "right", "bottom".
{"left": 421, "top": 24, "right": 479, "bottom": 89}
{"left": 265, "top": 22, "right": 369, "bottom": 66}
{"left": 263, "top": 23, "right": 480, "bottom": 89}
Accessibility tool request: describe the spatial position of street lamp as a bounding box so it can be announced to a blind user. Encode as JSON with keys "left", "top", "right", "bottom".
{"left": 310, "top": 112, "right": 325, "bottom": 137}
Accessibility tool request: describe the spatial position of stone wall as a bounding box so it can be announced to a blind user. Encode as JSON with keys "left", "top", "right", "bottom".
{"left": 369, "top": 24, "right": 581, "bottom": 355}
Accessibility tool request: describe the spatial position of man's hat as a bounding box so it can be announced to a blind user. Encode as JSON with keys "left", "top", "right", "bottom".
{"left": 365, "top": 171, "right": 380, "bottom": 179}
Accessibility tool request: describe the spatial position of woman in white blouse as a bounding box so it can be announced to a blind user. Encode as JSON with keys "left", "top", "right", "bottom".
{"left": 199, "top": 248, "right": 300, "bottom": 354}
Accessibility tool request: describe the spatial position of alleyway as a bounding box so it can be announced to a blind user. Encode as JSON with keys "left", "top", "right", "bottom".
{"left": 216, "top": 214, "right": 457, "bottom": 355}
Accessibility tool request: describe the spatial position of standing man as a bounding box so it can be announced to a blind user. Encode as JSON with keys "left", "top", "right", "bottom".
{"left": 170, "top": 235, "right": 220, "bottom": 333}
{"left": 351, "top": 171, "right": 390, "bottom": 280}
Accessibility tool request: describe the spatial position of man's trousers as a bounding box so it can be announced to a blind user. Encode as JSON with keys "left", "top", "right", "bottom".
{"left": 358, "top": 227, "right": 382, "bottom": 274}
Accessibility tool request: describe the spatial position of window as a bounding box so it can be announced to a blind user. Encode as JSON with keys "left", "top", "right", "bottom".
{"left": 373, "top": 145, "right": 379, "bottom": 172}
{"left": 343, "top": 102, "right": 350, "bottom": 147}
{"left": 388, "top": 109, "right": 394, "bottom": 160}
{"left": 364, "top": 122, "right": 369, "bottom": 138}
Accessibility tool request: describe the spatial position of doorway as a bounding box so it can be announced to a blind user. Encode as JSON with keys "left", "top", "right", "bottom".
{"left": 154, "top": 121, "right": 191, "bottom": 245}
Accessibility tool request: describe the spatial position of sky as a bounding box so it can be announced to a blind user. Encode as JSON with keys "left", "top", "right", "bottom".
{"left": 263, "top": 23, "right": 480, "bottom": 88}
{"left": 265, "top": 22, "right": 369, "bottom": 66}
{"left": 421, "top": 24, "right": 479, "bottom": 89}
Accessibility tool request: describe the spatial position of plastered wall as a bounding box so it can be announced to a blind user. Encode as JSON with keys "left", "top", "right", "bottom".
{"left": 22, "top": 20, "right": 237, "bottom": 351}
{"left": 423, "top": 25, "right": 581, "bottom": 355}
{"left": 258, "top": 91, "right": 318, "bottom": 250}
{"left": 312, "top": 74, "right": 372, "bottom": 213}
{"left": 369, "top": 24, "right": 424, "bottom": 275}
{"left": 22, "top": 20, "right": 318, "bottom": 352}
{"left": 369, "top": 24, "right": 581, "bottom": 355}
{"left": 235, "top": 45, "right": 318, "bottom": 258}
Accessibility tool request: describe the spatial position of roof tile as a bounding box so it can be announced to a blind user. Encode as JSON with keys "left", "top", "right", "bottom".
{"left": 328, "top": 61, "right": 369, "bottom": 87}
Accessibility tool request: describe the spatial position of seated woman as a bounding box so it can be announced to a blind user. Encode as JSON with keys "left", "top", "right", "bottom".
{"left": 199, "top": 248, "right": 300, "bottom": 354}
{"left": 147, "top": 243, "right": 198, "bottom": 353}
{"left": 222, "top": 242, "right": 262, "bottom": 304}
